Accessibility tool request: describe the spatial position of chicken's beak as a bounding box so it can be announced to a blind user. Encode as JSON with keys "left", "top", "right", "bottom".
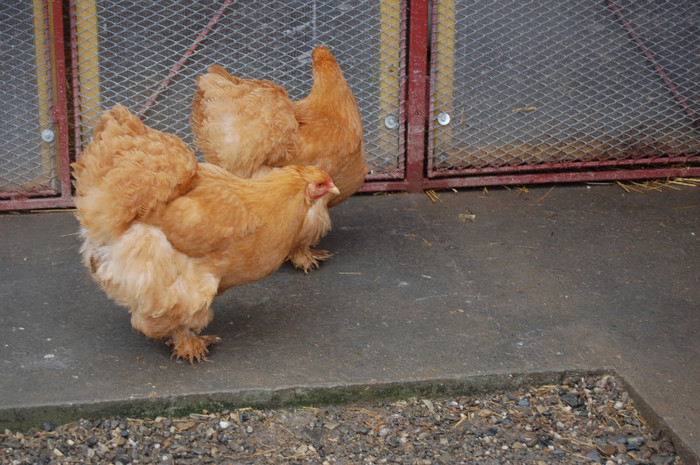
{"left": 330, "top": 185, "right": 340, "bottom": 196}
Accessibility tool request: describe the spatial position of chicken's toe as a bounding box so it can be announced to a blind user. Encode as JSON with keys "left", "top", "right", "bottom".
{"left": 169, "top": 329, "right": 221, "bottom": 363}
{"left": 288, "top": 247, "right": 333, "bottom": 273}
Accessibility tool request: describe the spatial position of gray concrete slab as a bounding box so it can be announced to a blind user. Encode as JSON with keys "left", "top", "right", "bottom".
{"left": 0, "top": 184, "right": 698, "bottom": 460}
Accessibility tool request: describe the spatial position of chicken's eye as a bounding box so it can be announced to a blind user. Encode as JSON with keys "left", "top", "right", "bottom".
{"left": 316, "top": 182, "right": 324, "bottom": 188}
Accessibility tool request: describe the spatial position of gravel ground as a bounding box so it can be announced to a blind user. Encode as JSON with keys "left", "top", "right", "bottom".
{"left": 2, "top": 374, "right": 683, "bottom": 465}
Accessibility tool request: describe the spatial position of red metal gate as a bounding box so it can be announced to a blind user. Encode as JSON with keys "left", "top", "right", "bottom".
{"left": 1, "top": 0, "right": 698, "bottom": 211}
{"left": 370, "top": 0, "right": 700, "bottom": 192}
{"left": 422, "top": 0, "right": 700, "bottom": 189}
{"left": 0, "top": 0, "right": 71, "bottom": 211}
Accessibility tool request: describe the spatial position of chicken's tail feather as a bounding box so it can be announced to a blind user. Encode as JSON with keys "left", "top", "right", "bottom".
{"left": 72, "top": 104, "right": 197, "bottom": 244}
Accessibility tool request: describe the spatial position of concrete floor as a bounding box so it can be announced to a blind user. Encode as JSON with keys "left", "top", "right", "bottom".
{"left": 0, "top": 184, "right": 698, "bottom": 461}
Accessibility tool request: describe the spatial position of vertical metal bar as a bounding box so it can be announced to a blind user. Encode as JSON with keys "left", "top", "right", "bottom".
{"left": 404, "top": 0, "right": 430, "bottom": 192}
{"left": 73, "top": 0, "right": 101, "bottom": 143}
{"left": 377, "top": 0, "right": 403, "bottom": 180}
{"left": 427, "top": 0, "right": 456, "bottom": 178}
{"left": 51, "top": 0, "right": 72, "bottom": 203}
{"left": 68, "top": 0, "right": 83, "bottom": 158}
{"left": 32, "top": 0, "right": 53, "bottom": 187}
{"left": 311, "top": 0, "right": 317, "bottom": 45}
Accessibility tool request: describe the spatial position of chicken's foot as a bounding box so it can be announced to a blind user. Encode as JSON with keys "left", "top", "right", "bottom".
{"left": 288, "top": 247, "right": 332, "bottom": 273}
{"left": 167, "top": 328, "right": 221, "bottom": 363}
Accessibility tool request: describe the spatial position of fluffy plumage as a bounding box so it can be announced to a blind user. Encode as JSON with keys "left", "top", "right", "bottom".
{"left": 72, "top": 105, "right": 338, "bottom": 362}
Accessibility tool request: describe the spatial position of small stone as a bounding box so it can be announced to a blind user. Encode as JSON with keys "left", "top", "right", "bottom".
{"left": 517, "top": 398, "right": 530, "bottom": 407}
{"left": 436, "top": 452, "right": 451, "bottom": 465}
{"left": 595, "top": 378, "right": 609, "bottom": 389}
{"left": 611, "top": 434, "right": 627, "bottom": 444}
{"left": 520, "top": 433, "right": 539, "bottom": 447}
{"left": 296, "top": 444, "right": 308, "bottom": 455}
{"left": 650, "top": 454, "right": 674, "bottom": 465}
{"left": 561, "top": 393, "right": 585, "bottom": 408}
{"left": 597, "top": 444, "right": 616, "bottom": 456}
{"left": 42, "top": 421, "right": 52, "bottom": 432}
{"left": 586, "top": 451, "right": 602, "bottom": 463}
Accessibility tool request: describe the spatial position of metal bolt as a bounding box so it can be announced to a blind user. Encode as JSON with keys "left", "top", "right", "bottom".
{"left": 41, "top": 129, "right": 55, "bottom": 143}
{"left": 384, "top": 115, "right": 398, "bottom": 129}
{"left": 437, "top": 112, "right": 451, "bottom": 126}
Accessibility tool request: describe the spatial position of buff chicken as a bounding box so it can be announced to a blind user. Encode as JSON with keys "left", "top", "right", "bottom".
{"left": 72, "top": 104, "right": 339, "bottom": 362}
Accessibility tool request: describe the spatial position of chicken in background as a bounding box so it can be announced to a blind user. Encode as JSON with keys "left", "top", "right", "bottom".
{"left": 72, "top": 104, "right": 339, "bottom": 362}
{"left": 192, "top": 45, "right": 367, "bottom": 272}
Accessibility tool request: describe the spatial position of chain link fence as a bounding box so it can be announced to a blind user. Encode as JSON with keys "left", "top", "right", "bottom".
{"left": 1, "top": 0, "right": 58, "bottom": 194}
{"left": 70, "top": 0, "right": 406, "bottom": 179}
{"left": 429, "top": 0, "right": 700, "bottom": 176}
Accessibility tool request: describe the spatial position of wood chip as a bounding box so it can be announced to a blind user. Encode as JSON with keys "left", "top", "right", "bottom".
{"left": 458, "top": 209, "right": 476, "bottom": 223}
{"left": 537, "top": 185, "right": 556, "bottom": 204}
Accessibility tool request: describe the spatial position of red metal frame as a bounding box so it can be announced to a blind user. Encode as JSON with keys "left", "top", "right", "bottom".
{"left": 0, "top": 0, "right": 73, "bottom": 211}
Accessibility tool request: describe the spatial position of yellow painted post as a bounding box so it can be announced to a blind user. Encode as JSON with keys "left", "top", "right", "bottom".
{"left": 32, "top": 0, "right": 52, "bottom": 186}
{"left": 432, "top": 0, "right": 456, "bottom": 161}
{"left": 74, "top": 0, "right": 101, "bottom": 145}
{"left": 378, "top": 0, "right": 402, "bottom": 167}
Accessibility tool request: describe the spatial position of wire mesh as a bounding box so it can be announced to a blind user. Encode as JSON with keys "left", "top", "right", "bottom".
{"left": 70, "top": 0, "right": 406, "bottom": 178}
{"left": 0, "top": 0, "right": 57, "bottom": 194}
{"left": 429, "top": 0, "right": 700, "bottom": 176}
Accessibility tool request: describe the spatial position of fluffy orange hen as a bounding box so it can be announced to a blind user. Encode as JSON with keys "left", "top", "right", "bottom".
{"left": 192, "top": 45, "right": 366, "bottom": 272}
{"left": 72, "top": 104, "right": 339, "bottom": 362}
